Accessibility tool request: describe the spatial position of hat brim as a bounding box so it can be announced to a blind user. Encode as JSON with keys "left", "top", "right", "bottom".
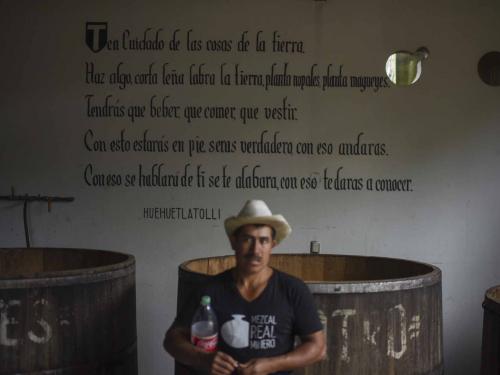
{"left": 224, "top": 215, "right": 291, "bottom": 244}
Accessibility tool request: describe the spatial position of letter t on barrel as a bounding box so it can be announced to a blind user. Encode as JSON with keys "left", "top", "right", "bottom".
{"left": 332, "top": 309, "right": 356, "bottom": 363}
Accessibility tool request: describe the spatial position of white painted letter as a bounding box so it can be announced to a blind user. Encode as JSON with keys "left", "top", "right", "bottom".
{"left": 0, "top": 300, "right": 21, "bottom": 347}
{"left": 408, "top": 315, "right": 421, "bottom": 340}
{"left": 332, "top": 309, "right": 356, "bottom": 362}
{"left": 28, "top": 320, "right": 53, "bottom": 344}
{"left": 387, "top": 304, "right": 407, "bottom": 359}
{"left": 28, "top": 299, "right": 53, "bottom": 344}
{"left": 363, "top": 319, "right": 380, "bottom": 345}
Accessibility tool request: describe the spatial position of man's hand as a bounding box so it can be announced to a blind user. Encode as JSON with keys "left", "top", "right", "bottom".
{"left": 209, "top": 351, "right": 239, "bottom": 375}
{"left": 236, "top": 330, "right": 325, "bottom": 374}
{"left": 237, "top": 358, "right": 270, "bottom": 375}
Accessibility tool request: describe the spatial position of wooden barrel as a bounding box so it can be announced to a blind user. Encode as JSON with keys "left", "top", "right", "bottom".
{"left": 0, "top": 248, "right": 137, "bottom": 375}
{"left": 177, "top": 254, "right": 443, "bottom": 375}
{"left": 481, "top": 285, "right": 500, "bottom": 375}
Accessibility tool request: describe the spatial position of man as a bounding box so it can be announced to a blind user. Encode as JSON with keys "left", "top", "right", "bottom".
{"left": 164, "top": 200, "right": 326, "bottom": 374}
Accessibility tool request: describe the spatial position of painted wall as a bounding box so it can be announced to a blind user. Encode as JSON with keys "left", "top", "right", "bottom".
{"left": 1, "top": 1, "right": 499, "bottom": 374}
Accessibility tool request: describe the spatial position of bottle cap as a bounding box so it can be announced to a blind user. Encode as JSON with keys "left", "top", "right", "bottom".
{"left": 201, "top": 295, "right": 211, "bottom": 306}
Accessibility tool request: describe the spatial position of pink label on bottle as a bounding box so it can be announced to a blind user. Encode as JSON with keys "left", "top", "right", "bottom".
{"left": 192, "top": 334, "right": 218, "bottom": 352}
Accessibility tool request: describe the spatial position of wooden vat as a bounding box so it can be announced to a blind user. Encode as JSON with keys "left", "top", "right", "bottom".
{"left": 0, "top": 248, "right": 137, "bottom": 375}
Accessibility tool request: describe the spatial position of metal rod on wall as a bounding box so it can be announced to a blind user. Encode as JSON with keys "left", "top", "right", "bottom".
{"left": 23, "top": 200, "right": 30, "bottom": 248}
{"left": 0, "top": 187, "right": 75, "bottom": 248}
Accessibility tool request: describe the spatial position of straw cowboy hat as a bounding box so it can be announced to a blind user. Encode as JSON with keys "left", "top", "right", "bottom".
{"left": 224, "top": 200, "right": 292, "bottom": 244}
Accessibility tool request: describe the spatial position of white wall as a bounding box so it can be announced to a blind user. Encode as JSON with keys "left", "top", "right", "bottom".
{"left": 1, "top": 1, "right": 499, "bottom": 374}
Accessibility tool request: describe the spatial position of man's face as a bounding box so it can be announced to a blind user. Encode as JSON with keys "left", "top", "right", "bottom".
{"left": 230, "top": 224, "right": 276, "bottom": 275}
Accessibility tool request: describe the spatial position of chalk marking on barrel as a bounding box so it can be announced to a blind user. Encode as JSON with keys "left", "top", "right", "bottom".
{"left": 28, "top": 299, "right": 53, "bottom": 344}
{"left": 387, "top": 304, "right": 407, "bottom": 359}
{"left": 28, "top": 319, "right": 53, "bottom": 344}
{"left": 363, "top": 320, "right": 380, "bottom": 345}
{"left": 332, "top": 309, "right": 356, "bottom": 362}
{"left": 408, "top": 315, "right": 421, "bottom": 340}
{"left": 0, "top": 299, "right": 21, "bottom": 347}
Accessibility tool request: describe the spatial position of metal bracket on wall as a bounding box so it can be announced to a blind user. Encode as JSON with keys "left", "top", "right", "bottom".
{"left": 0, "top": 187, "right": 75, "bottom": 248}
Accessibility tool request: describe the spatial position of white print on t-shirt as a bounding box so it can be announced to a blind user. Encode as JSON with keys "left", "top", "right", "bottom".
{"left": 221, "top": 315, "right": 249, "bottom": 348}
{"left": 249, "top": 315, "right": 277, "bottom": 350}
{"left": 221, "top": 314, "right": 277, "bottom": 350}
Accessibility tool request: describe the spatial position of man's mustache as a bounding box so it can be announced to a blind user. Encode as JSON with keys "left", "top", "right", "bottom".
{"left": 244, "top": 254, "right": 262, "bottom": 262}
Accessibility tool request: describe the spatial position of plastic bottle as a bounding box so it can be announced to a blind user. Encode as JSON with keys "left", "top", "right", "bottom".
{"left": 191, "top": 295, "right": 218, "bottom": 352}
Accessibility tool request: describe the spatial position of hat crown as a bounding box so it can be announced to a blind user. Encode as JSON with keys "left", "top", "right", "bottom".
{"left": 238, "top": 200, "right": 272, "bottom": 218}
{"left": 224, "top": 199, "right": 291, "bottom": 244}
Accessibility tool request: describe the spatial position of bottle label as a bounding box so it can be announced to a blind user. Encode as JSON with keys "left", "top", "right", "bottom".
{"left": 192, "top": 333, "right": 218, "bottom": 352}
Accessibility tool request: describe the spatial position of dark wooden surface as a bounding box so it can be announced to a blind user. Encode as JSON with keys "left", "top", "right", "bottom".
{"left": 0, "top": 248, "right": 137, "bottom": 375}
{"left": 177, "top": 254, "right": 443, "bottom": 375}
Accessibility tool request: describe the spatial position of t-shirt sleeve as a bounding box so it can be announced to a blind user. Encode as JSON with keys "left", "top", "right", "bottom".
{"left": 290, "top": 278, "right": 323, "bottom": 336}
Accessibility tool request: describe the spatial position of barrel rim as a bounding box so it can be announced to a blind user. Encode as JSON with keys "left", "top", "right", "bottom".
{"left": 179, "top": 253, "right": 442, "bottom": 293}
{"left": 485, "top": 285, "right": 500, "bottom": 303}
{"left": 484, "top": 285, "right": 500, "bottom": 315}
{"left": 0, "top": 247, "right": 135, "bottom": 289}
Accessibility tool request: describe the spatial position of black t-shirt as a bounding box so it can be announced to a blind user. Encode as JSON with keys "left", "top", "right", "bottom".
{"left": 175, "top": 268, "right": 323, "bottom": 375}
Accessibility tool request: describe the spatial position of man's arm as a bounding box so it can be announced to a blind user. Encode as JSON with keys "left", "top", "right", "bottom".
{"left": 164, "top": 324, "right": 239, "bottom": 375}
{"left": 238, "top": 330, "right": 326, "bottom": 375}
